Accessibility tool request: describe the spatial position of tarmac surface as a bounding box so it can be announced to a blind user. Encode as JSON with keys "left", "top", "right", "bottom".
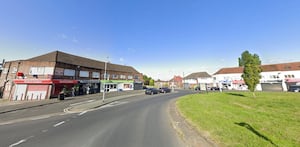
{"left": 0, "top": 89, "right": 217, "bottom": 147}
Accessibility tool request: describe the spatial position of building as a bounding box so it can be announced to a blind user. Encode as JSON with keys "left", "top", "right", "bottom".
{"left": 183, "top": 72, "right": 212, "bottom": 90}
{"left": 0, "top": 51, "right": 143, "bottom": 101}
{"left": 213, "top": 62, "right": 300, "bottom": 91}
{"left": 169, "top": 76, "right": 183, "bottom": 88}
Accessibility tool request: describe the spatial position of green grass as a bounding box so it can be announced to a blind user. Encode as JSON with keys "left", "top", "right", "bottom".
{"left": 176, "top": 92, "right": 300, "bottom": 147}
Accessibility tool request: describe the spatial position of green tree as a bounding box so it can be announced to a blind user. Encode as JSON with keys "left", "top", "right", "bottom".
{"left": 239, "top": 50, "right": 261, "bottom": 67}
{"left": 143, "top": 75, "right": 150, "bottom": 85}
{"left": 149, "top": 79, "right": 155, "bottom": 86}
{"left": 240, "top": 50, "right": 262, "bottom": 97}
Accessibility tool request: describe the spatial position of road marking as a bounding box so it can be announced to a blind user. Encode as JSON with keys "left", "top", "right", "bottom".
{"left": 78, "top": 111, "right": 87, "bottom": 116}
{"left": 42, "top": 129, "right": 48, "bottom": 133}
{"left": 53, "top": 121, "right": 65, "bottom": 127}
{"left": 70, "top": 100, "right": 95, "bottom": 106}
{"left": 96, "top": 101, "right": 129, "bottom": 110}
{"left": 9, "top": 139, "right": 26, "bottom": 147}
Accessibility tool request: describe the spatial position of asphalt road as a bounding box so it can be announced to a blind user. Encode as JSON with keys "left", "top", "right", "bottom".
{"left": 0, "top": 90, "right": 192, "bottom": 147}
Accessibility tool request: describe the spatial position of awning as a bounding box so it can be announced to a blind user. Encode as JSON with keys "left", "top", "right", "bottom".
{"left": 232, "top": 80, "right": 245, "bottom": 84}
{"left": 285, "top": 78, "right": 300, "bottom": 83}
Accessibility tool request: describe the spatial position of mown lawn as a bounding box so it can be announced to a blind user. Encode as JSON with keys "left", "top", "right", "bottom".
{"left": 176, "top": 92, "right": 300, "bottom": 147}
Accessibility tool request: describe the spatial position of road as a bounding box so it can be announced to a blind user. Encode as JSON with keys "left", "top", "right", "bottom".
{"left": 0, "top": 90, "right": 192, "bottom": 147}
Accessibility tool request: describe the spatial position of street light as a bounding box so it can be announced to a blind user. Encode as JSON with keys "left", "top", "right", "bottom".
{"left": 102, "top": 57, "right": 108, "bottom": 102}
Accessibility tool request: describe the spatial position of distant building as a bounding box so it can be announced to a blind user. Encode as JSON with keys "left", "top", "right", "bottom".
{"left": 0, "top": 51, "right": 143, "bottom": 100}
{"left": 183, "top": 72, "right": 212, "bottom": 90}
{"left": 213, "top": 62, "right": 300, "bottom": 91}
{"left": 169, "top": 75, "right": 183, "bottom": 88}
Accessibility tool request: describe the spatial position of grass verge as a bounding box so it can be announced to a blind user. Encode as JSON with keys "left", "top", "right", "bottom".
{"left": 176, "top": 92, "right": 300, "bottom": 147}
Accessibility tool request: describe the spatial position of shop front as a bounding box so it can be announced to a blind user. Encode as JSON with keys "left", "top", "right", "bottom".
{"left": 100, "top": 80, "right": 134, "bottom": 92}
{"left": 13, "top": 79, "right": 78, "bottom": 100}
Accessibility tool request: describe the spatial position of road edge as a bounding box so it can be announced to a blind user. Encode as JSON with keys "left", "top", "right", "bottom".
{"left": 169, "top": 98, "right": 218, "bottom": 147}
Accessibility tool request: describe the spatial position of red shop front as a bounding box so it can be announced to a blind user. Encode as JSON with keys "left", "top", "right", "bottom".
{"left": 13, "top": 79, "right": 78, "bottom": 100}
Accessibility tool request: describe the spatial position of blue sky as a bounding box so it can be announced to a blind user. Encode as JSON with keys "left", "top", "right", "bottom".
{"left": 1, "top": 0, "right": 300, "bottom": 80}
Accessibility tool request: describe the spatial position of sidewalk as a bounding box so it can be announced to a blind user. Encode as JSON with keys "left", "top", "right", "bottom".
{"left": 0, "top": 90, "right": 145, "bottom": 114}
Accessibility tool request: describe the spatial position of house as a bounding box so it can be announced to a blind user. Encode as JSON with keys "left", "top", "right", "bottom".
{"left": 213, "top": 62, "right": 300, "bottom": 91}
{"left": 169, "top": 76, "right": 183, "bottom": 88}
{"left": 0, "top": 51, "right": 143, "bottom": 101}
{"left": 183, "top": 72, "right": 212, "bottom": 90}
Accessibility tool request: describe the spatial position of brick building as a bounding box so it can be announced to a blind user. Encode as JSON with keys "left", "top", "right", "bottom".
{"left": 0, "top": 51, "right": 143, "bottom": 101}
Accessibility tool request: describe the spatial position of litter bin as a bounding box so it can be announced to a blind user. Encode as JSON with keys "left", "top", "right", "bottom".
{"left": 58, "top": 93, "right": 65, "bottom": 100}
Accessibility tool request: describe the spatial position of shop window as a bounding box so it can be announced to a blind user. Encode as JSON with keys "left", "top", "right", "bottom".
{"left": 285, "top": 75, "right": 288, "bottom": 78}
{"left": 292, "top": 75, "right": 295, "bottom": 78}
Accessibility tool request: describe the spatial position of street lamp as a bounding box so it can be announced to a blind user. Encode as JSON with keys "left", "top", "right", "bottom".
{"left": 102, "top": 57, "right": 108, "bottom": 102}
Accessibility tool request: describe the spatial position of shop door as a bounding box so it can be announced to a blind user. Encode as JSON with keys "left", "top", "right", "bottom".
{"left": 13, "top": 84, "right": 27, "bottom": 101}
{"left": 27, "top": 85, "right": 48, "bottom": 100}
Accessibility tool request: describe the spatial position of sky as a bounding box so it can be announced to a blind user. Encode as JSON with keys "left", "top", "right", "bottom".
{"left": 1, "top": 0, "right": 300, "bottom": 80}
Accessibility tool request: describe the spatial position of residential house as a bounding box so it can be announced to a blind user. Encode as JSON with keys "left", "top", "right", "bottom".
{"left": 183, "top": 72, "right": 212, "bottom": 90}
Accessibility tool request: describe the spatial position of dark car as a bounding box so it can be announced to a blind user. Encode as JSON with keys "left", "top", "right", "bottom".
{"left": 145, "top": 88, "right": 160, "bottom": 95}
{"left": 159, "top": 87, "right": 171, "bottom": 93}
{"left": 210, "top": 87, "right": 220, "bottom": 91}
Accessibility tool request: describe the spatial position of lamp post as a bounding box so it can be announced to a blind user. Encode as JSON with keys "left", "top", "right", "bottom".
{"left": 102, "top": 57, "right": 108, "bottom": 102}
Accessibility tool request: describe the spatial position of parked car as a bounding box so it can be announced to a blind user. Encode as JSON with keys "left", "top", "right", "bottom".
{"left": 159, "top": 87, "right": 171, "bottom": 93}
{"left": 210, "top": 87, "right": 220, "bottom": 91}
{"left": 145, "top": 88, "right": 160, "bottom": 95}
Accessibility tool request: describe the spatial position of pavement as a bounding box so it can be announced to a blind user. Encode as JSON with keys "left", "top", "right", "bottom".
{"left": 0, "top": 90, "right": 145, "bottom": 115}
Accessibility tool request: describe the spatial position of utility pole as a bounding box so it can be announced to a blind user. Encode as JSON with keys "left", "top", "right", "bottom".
{"left": 102, "top": 57, "right": 108, "bottom": 102}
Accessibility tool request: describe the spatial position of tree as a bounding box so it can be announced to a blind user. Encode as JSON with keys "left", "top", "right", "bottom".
{"left": 239, "top": 50, "right": 261, "bottom": 67}
{"left": 149, "top": 79, "right": 155, "bottom": 86}
{"left": 143, "top": 75, "right": 154, "bottom": 86}
{"left": 240, "top": 50, "right": 262, "bottom": 97}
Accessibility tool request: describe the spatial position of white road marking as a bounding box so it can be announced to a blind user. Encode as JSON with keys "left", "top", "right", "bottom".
{"left": 53, "top": 121, "right": 65, "bottom": 127}
{"left": 70, "top": 100, "right": 95, "bottom": 106}
{"left": 78, "top": 111, "right": 87, "bottom": 116}
{"left": 9, "top": 139, "right": 26, "bottom": 147}
{"left": 42, "top": 129, "right": 48, "bottom": 133}
{"left": 96, "top": 101, "right": 128, "bottom": 110}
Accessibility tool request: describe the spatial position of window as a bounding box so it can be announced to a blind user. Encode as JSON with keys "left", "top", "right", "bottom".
{"left": 134, "top": 75, "right": 139, "bottom": 79}
{"left": 120, "top": 75, "right": 126, "bottom": 79}
{"left": 103, "top": 74, "right": 110, "bottom": 79}
{"left": 112, "top": 74, "right": 118, "bottom": 79}
{"left": 128, "top": 75, "right": 133, "bottom": 79}
{"left": 12, "top": 67, "right": 17, "bottom": 73}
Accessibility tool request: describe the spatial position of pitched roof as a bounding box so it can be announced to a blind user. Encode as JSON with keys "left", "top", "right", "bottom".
{"left": 214, "top": 62, "right": 300, "bottom": 75}
{"left": 27, "top": 51, "right": 140, "bottom": 73}
{"left": 184, "top": 72, "right": 211, "bottom": 79}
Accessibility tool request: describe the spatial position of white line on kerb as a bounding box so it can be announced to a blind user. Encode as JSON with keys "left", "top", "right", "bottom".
{"left": 9, "top": 139, "right": 26, "bottom": 147}
{"left": 78, "top": 111, "right": 87, "bottom": 116}
{"left": 53, "top": 121, "right": 65, "bottom": 127}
